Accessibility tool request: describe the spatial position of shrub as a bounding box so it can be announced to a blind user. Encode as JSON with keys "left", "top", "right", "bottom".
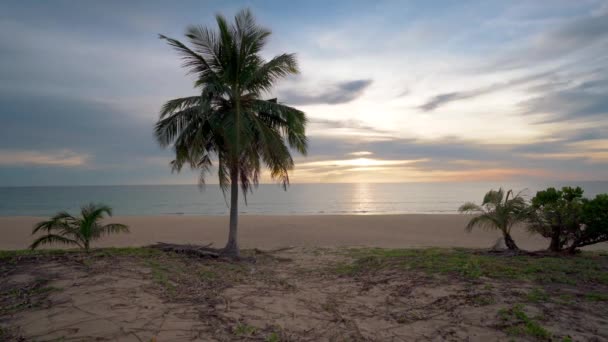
{"left": 30, "top": 203, "right": 128, "bottom": 251}
{"left": 528, "top": 187, "right": 583, "bottom": 252}
{"left": 528, "top": 187, "right": 608, "bottom": 253}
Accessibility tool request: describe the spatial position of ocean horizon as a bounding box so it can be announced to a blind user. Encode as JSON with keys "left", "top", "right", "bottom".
{"left": 1, "top": 181, "right": 607, "bottom": 217}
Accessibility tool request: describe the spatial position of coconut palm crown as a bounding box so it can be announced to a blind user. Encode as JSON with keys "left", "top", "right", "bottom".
{"left": 458, "top": 188, "right": 527, "bottom": 250}
{"left": 154, "top": 9, "right": 308, "bottom": 256}
{"left": 30, "top": 203, "right": 129, "bottom": 251}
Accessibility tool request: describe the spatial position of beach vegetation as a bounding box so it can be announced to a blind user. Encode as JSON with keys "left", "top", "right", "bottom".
{"left": 336, "top": 248, "right": 608, "bottom": 285}
{"left": 155, "top": 9, "right": 307, "bottom": 257}
{"left": 0, "top": 277, "right": 59, "bottom": 316}
{"left": 458, "top": 188, "right": 527, "bottom": 250}
{"left": 526, "top": 288, "right": 550, "bottom": 303}
{"left": 146, "top": 259, "right": 177, "bottom": 296}
{"left": 2, "top": 246, "right": 607, "bottom": 340}
{"left": 234, "top": 323, "right": 257, "bottom": 336}
{"left": 528, "top": 187, "right": 584, "bottom": 252}
{"left": 265, "top": 332, "right": 280, "bottom": 342}
{"left": 30, "top": 203, "right": 128, "bottom": 251}
{"left": 528, "top": 187, "right": 608, "bottom": 253}
{"left": 585, "top": 292, "right": 608, "bottom": 301}
{"left": 498, "top": 304, "right": 552, "bottom": 340}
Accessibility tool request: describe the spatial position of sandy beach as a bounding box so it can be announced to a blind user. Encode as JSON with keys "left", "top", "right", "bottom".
{"left": 3, "top": 215, "right": 608, "bottom": 340}
{"left": 1, "top": 214, "right": 593, "bottom": 251}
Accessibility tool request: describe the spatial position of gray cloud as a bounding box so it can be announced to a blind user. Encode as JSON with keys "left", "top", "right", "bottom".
{"left": 419, "top": 70, "right": 555, "bottom": 111}
{"left": 0, "top": 90, "right": 172, "bottom": 167}
{"left": 487, "top": 12, "right": 608, "bottom": 71}
{"left": 397, "top": 88, "right": 410, "bottom": 97}
{"left": 564, "top": 127, "right": 608, "bottom": 143}
{"left": 0, "top": 89, "right": 197, "bottom": 186}
{"left": 306, "top": 132, "right": 608, "bottom": 176}
{"left": 306, "top": 136, "right": 507, "bottom": 163}
{"left": 310, "top": 118, "right": 389, "bottom": 134}
{"left": 1, "top": 1, "right": 608, "bottom": 185}
{"left": 279, "top": 79, "right": 372, "bottom": 105}
{"left": 521, "top": 76, "right": 608, "bottom": 124}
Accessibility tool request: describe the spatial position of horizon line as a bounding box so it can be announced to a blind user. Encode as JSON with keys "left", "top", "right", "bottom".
{"left": 2, "top": 179, "right": 608, "bottom": 188}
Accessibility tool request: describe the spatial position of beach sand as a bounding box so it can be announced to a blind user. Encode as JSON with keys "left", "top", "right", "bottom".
{"left": 3, "top": 216, "right": 608, "bottom": 340}
{"left": 2, "top": 214, "right": 598, "bottom": 251}
{"left": 3, "top": 246, "right": 608, "bottom": 340}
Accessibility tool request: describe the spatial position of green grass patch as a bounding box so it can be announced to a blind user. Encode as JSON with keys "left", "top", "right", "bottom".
{"left": 92, "top": 247, "right": 162, "bottom": 258}
{"left": 526, "top": 288, "right": 550, "bottom": 302}
{"left": 0, "top": 247, "right": 161, "bottom": 262}
{"left": 335, "top": 248, "right": 608, "bottom": 285}
{"left": 197, "top": 268, "right": 218, "bottom": 280}
{"left": 234, "top": 323, "right": 257, "bottom": 336}
{"left": 265, "top": 332, "right": 280, "bottom": 342}
{"left": 146, "top": 259, "right": 177, "bottom": 295}
{"left": 0, "top": 248, "right": 78, "bottom": 261}
{"left": 499, "top": 304, "right": 551, "bottom": 340}
{"left": 472, "top": 294, "right": 495, "bottom": 306}
{"left": 0, "top": 279, "right": 60, "bottom": 315}
{"left": 584, "top": 292, "right": 608, "bottom": 301}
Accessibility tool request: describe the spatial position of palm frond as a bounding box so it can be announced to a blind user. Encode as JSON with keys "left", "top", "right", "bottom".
{"left": 32, "top": 211, "right": 76, "bottom": 234}
{"left": 82, "top": 203, "right": 112, "bottom": 221}
{"left": 243, "top": 53, "right": 298, "bottom": 95}
{"left": 252, "top": 99, "right": 307, "bottom": 155}
{"left": 159, "top": 96, "right": 202, "bottom": 118}
{"left": 482, "top": 188, "right": 504, "bottom": 206}
{"left": 29, "top": 234, "right": 80, "bottom": 250}
{"left": 465, "top": 214, "right": 501, "bottom": 233}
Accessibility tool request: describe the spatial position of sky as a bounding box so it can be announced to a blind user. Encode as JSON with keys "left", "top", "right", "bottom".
{"left": 1, "top": 0, "right": 607, "bottom": 186}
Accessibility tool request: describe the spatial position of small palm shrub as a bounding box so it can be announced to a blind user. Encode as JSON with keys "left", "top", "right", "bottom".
{"left": 459, "top": 188, "right": 528, "bottom": 250}
{"left": 30, "top": 203, "right": 129, "bottom": 251}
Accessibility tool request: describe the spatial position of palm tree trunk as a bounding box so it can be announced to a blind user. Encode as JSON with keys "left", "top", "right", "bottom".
{"left": 503, "top": 232, "right": 519, "bottom": 250}
{"left": 223, "top": 169, "right": 240, "bottom": 256}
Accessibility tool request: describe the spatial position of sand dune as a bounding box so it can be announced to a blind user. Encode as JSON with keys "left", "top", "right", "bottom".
{"left": 2, "top": 214, "right": 600, "bottom": 251}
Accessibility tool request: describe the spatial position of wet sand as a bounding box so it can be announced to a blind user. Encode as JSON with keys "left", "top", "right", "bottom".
{"left": 0, "top": 214, "right": 592, "bottom": 251}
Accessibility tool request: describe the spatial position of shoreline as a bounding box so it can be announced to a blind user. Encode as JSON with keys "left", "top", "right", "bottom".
{"left": 0, "top": 211, "right": 464, "bottom": 217}
{"left": 3, "top": 214, "right": 605, "bottom": 251}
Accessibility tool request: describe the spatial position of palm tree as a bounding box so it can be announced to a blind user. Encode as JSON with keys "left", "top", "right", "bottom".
{"left": 458, "top": 188, "right": 527, "bottom": 250}
{"left": 155, "top": 9, "right": 307, "bottom": 257}
{"left": 30, "top": 203, "right": 129, "bottom": 251}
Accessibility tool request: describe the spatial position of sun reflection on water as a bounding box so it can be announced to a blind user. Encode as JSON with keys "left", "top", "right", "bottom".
{"left": 352, "top": 183, "right": 373, "bottom": 214}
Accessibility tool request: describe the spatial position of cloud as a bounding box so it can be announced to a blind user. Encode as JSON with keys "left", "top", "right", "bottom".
{"left": 1, "top": 1, "right": 608, "bottom": 185}
{"left": 310, "top": 118, "right": 387, "bottom": 133}
{"left": 0, "top": 149, "right": 89, "bottom": 167}
{"left": 348, "top": 151, "right": 373, "bottom": 156}
{"left": 521, "top": 76, "right": 608, "bottom": 123}
{"left": 487, "top": 12, "right": 608, "bottom": 71}
{"left": 297, "top": 157, "right": 428, "bottom": 168}
{"left": 419, "top": 70, "right": 554, "bottom": 111}
{"left": 279, "top": 79, "right": 372, "bottom": 105}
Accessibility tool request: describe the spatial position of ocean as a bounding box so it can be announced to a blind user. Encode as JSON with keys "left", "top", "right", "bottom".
{"left": 1, "top": 182, "right": 607, "bottom": 216}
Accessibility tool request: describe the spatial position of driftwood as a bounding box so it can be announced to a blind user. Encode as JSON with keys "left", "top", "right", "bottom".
{"left": 149, "top": 242, "right": 221, "bottom": 258}
{"left": 253, "top": 246, "right": 295, "bottom": 262}
{"left": 253, "top": 246, "right": 295, "bottom": 255}
{"left": 476, "top": 249, "right": 559, "bottom": 258}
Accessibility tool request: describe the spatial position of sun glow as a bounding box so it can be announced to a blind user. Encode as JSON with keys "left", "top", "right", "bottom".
{"left": 297, "top": 158, "right": 428, "bottom": 168}
{"left": 348, "top": 151, "right": 373, "bottom": 156}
